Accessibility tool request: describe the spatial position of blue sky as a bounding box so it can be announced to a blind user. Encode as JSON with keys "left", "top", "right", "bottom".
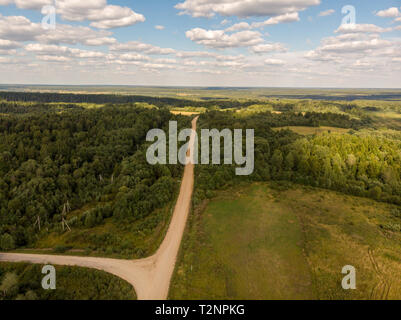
{"left": 0, "top": 0, "right": 400, "bottom": 87}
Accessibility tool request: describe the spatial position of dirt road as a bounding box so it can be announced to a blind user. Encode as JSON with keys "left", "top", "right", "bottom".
{"left": 0, "top": 117, "right": 199, "bottom": 300}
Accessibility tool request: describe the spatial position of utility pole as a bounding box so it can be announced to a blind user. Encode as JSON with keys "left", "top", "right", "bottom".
{"left": 33, "top": 215, "right": 41, "bottom": 231}
{"left": 61, "top": 201, "right": 71, "bottom": 232}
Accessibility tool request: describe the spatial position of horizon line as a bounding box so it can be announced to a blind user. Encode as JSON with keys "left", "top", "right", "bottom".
{"left": 1, "top": 84, "right": 401, "bottom": 90}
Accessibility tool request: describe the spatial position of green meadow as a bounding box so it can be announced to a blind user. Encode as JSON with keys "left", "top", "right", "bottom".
{"left": 170, "top": 182, "right": 401, "bottom": 300}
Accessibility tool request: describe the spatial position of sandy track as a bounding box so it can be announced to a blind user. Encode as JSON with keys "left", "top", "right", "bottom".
{"left": 0, "top": 117, "right": 198, "bottom": 300}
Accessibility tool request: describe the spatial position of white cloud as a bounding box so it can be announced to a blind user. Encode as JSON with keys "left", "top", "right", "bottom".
{"left": 252, "top": 12, "right": 300, "bottom": 28}
{"left": 0, "top": 49, "right": 17, "bottom": 55}
{"left": 109, "top": 41, "right": 176, "bottom": 55}
{"left": 186, "top": 28, "right": 263, "bottom": 48}
{"left": 37, "top": 55, "right": 71, "bottom": 62}
{"left": 225, "top": 22, "right": 251, "bottom": 32}
{"left": 264, "top": 58, "right": 285, "bottom": 65}
{"left": 0, "top": 0, "right": 145, "bottom": 29}
{"left": 225, "top": 12, "right": 299, "bottom": 32}
{"left": 353, "top": 59, "right": 371, "bottom": 67}
{"left": 116, "top": 53, "right": 150, "bottom": 62}
{"left": 318, "top": 9, "right": 335, "bottom": 17}
{"left": 25, "top": 43, "right": 69, "bottom": 55}
{"left": 176, "top": 51, "right": 217, "bottom": 59}
{"left": 335, "top": 23, "right": 392, "bottom": 34}
{"left": 0, "top": 0, "right": 52, "bottom": 10}
{"left": 175, "top": 0, "right": 320, "bottom": 18}
{"left": 0, "top": 56, "right": 12, "bottom": 63}
{"left": 321, "top": 38, "right": 391, "bottom": 53}
{"left": 250, "top": 43, "right": 287, "bottom": 53}
{"left": 221, "top": 19, "right": 230, "bottom": 26}
{"left": 305, "top": 29, "right": 400, "bottom": 70}
{"left": 0, "top": 39, "right": 21, "bottom": 49}
{"left": 84, "top": 37, "right": 117, "bottom": 46}
{"left": 55, "top": 0, "right": 145, "bottom": 29}
{"left": 89, "top": 7, "right": 145, "bottom": 29}
{"left": 376, "top": 7, "right": 400, "bottom": 18}
{"left": 155, "top": 25, "right": 165, "bottom": 30}
{"left": 0, "top": 15, "right": 116, "bottom": 46}
{"left": 0, "top": 15, "right": 43, "bottom": 41}
{"left": 25, "top": 43, "right": 106, "bottom": 60}
{"left": 37, "top": 24, "right": 116, "bottom": 46}
{"left": 304, "top": 50, "right": 340, "bottom": 62}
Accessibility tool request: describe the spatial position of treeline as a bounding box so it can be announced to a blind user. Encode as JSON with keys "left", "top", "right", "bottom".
{"left": 0, "top": 91, "right": 259, "bottom": 109}
{"left": 264, "top": 93, "right": 401, "bottom": 101}
{"left": 0, "top": 106, "right": 188, "bottom": 251}
{"left": 0, "top": 262, "right": 135, "bottom": 300}
{"left": 0, "top": 102, "right": 84, "bottom": 114}
{"left": 193, "top": 111, "right": 401, "bottom": 207}
{"left": 229, "top": 109, "right": 368, "bottom": 129}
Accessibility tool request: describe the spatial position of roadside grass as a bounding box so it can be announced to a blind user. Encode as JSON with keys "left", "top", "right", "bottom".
{"left": 272, "top": 126, "right": 351, "bottom": 135}
{"left": 31, "top": 194, "right": 178, "bottom": 259}
{"left": 170, "top": 182, "right": 401, "bottom": 300}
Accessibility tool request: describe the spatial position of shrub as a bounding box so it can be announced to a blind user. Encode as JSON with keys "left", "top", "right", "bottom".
{"left": 0, "top": 234, "right": 15, "bottom": 251}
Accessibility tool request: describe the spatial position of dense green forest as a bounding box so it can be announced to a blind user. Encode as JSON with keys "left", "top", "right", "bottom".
{"left": 193, "top": 110, "right": 401, "bottom": 207}
{"left": 0, "top": 91, "right": 259, "bottom": 109}
{"left": 0, "top": 105, "right": 189, "bottom": 255}
{"left": 1, "top": 93, "right": 400, "bottom": 258}
{"left": 0, "top": 102, "right": 84, "bottom": 115}
{"left": 0, "top": 262, "right": 135, "bottom": 300}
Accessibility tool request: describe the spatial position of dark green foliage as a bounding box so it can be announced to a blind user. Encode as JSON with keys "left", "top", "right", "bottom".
{"left": 0, "top": 234, "right": 15, "bottom": 251}
{"left": 0, "top": 91, "right": 259, "bottom": 109}
{"left": 0, "top": 102, "right": 83, "bottom": 114}
{"left": 0, "top": 105, "right": 186, "bottom": 249}
{"left": 0, "top": 262, "right": 135, "bottom": 300}
{"left": 194, "top": 110, "right": 401, "bottom": 206}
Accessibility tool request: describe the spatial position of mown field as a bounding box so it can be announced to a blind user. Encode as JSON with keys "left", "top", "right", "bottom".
{"left": 170, "top": 182, "right": 401, "bottom": 300}
{"left": 272, "top": 126, "right": 351, "bottom": 135}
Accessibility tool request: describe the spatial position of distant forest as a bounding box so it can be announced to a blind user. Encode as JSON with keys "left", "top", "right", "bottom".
{"left": 0, "top": 91, "right": 258, "bottom": 109}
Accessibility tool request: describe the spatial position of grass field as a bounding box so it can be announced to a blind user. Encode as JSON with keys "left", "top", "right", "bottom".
{"left": 170, "top": 182, "right": 401, "bottom": 300}
{"left": 29, "top": 196, "right": 177, "bottom": 259}
{"left": 273, "top": 126, "right": 352, "bottom": 135}
{"left": 170, "top": 110, "right": 201, "bottom": 116}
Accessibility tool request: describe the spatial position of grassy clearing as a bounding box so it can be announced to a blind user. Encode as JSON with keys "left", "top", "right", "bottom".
{"left": 30, "top": 197, "right": 177, "bottom": 259}
{"left": 273, "top": 126, "right": 352, "bottom": 135}
{"left": 170, "top": 106, "right": 206, "bottom": 116}
{"left": 171, "top": 110, "right": 201, "bottom": 116}
{"left": 170, "top": 182, "right": 401, "bottom": 300}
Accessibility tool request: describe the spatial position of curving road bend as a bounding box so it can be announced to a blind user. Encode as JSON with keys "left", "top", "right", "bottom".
{"left": 0, "top": 116, "right": 199, "bottom": 300}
